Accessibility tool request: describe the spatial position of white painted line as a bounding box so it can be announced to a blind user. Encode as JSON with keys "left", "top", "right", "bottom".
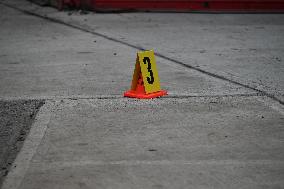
{"left": 1, "top": 100, "right": 56, "bottom": 189}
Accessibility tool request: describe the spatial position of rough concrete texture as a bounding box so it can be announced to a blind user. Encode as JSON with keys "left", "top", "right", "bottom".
{"left": 0, "top": 100, "right": 44, "bottom": 185}
{"left": 0, "top": 0, "right": 284, "bottom": 188}
{"left": 11, "top": 97, "right": 284, "bottom": 189}
{"left": 0, "top": 3, "right": 256, "bottom": 98}
{"left": 4, "top": 0, "right": 283, "bottom": 102}
{"left": 53, "top": 11, "right": 284, "bottom": 103}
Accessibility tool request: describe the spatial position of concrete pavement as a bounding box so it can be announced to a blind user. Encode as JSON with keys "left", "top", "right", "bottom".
{"left": 0, "top": 2, "right": 256, "bottom": 99}
{"left": 2, "top": 0, "right": 284, "bottom": 102}
{"left": 3, "top": 97, "right": 284, "bottom": 189}
{"left": 0, "top": 0, "right": 284, "bottom": 188}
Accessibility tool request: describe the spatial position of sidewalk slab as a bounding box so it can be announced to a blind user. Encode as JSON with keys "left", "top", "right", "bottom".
{"left": 70, "top": 12, "right": 284, "bottom": 102}
{"left": 0, "top": 3, "right": 256, "bottom": 99}
{"left": 4, "top": 96, "right": 284, "bottom": 189}
{"left": 10, "top": 0, "right": 283, "bottom": 101}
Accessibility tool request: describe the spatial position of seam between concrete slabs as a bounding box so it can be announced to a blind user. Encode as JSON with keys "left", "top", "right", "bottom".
{"left": 1, "top": 100, "right": 55, "bottom": 189}
{"left": 29, "top": 160, "right": 284, "bottom": 169}
{"left": 1, "top": 1, "right": 283, "bottom": 106}
{"left": 0, "top": 92, "right": 264, "bottom": 101}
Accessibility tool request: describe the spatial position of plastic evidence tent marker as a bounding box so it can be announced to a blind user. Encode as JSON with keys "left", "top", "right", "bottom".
{"left": 124, "top": 50, "right": 167, "bottom": 99}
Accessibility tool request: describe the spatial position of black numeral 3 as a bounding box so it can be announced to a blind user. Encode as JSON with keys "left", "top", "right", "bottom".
{"left": 143, "top": 57, "right": 154, "bottom": 84}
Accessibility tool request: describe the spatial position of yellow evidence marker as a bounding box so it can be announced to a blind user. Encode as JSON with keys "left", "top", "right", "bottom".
{"left": 124, "top": 50, "right": 167, "bottom": 99}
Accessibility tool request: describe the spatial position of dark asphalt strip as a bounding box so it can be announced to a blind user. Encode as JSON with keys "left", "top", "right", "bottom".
{"left": 1, "top": 2, "right": 283, "bottom": 105}
{"left": 0, "top": 100, "right": 44, "bottom": 187}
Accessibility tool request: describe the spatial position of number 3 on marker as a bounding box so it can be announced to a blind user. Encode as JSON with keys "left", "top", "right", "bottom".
{"left": 137, "top": 50, "right": 161, "bottom": 94}
{"left": 143, "top": 57, "right": 154, "bottom": 84}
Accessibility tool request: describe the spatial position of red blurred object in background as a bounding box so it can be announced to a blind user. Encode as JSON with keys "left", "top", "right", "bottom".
{"left": 55, "top": 0, "right": 284, "bottom": 12}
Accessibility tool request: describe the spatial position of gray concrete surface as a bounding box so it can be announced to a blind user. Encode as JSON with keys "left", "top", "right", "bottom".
{"left": 4, "top": 97, "right": 284, "bottom": 189}
{"left": 50, "top": 10, "right": 284, "bottom": 103}
{"left": 4, "top": 0, "right": 283, "bottom": 102}
{"left": 0, "top": 0, "right": 284, "bottom": 188}
{"left": 0, "top": 2, "right": 256, "bottom": 98}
